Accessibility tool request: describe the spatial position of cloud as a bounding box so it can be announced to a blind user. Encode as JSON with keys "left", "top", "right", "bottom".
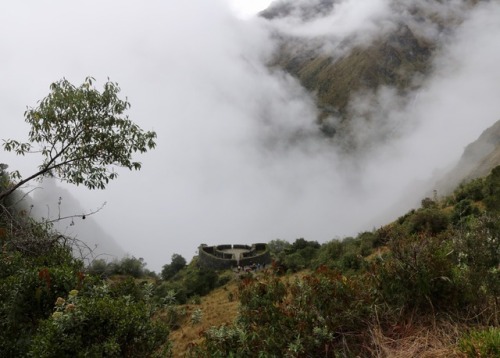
{"left": 1, "top": 0, "right": 499, "bottom": 272}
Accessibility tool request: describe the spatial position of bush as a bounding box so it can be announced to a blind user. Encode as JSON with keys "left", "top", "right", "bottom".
{"left": 282, "top": 239, "right": 320, "bottom": 271}
{"left": 87, "top": 258, "right": 111, "bottom": 277}
{"left": 408, "top": 208, "right": 449, "bottom": 234}
{"left": 191, "top": 268, "right": 374, "bottom": 357}
{"left": 0, "top": 209, "right": 171, "bottom": 357}
{"left": 0, "top": 217, "right": 84, "bottom": 357}
{"left": 0, "top": 264, "right": 81, "bottom": 356}
{"left": 376, "top": 231, "right": 459, "bottom": 312}
{"left": 455, "top": 178, "right": 485, "bottom": 202}
{"left": 451, "top": 214, "right": 500, "bottom": 319}
{"left": 483, "top": 166, "right": 500, "bottom": 212}
{"left": 451, "top": 199, "right": 480, "bottom": 225}
{"left": 108, "top": 256, "right": 147, "bottom": 278}
{"left": 30, "top": 285, "right": 170, "bottom": 357}
{"left": 161, "top": 254, "right": 187, "bottom": 280}
{"left": 183, "top": 267, "right": 218, "bottom": 297}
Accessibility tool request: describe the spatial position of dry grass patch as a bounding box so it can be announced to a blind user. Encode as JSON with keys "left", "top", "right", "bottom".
{"left": 168, "top": 281, "right": 239, "bottom": 357}
{"left": 369, "top": 318, "right": 466, "bottom": 358}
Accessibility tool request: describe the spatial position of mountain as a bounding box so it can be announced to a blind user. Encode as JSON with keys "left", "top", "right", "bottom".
{"left": 436, "top": 119, "right": 500, "bottom": 193}
{"left": 29, "top": 179, "right": 125, "bottom": 262}
{"left": 261, "top": 0, "right": 482, "bottom": 147}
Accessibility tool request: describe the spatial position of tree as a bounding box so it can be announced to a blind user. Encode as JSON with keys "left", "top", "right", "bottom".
{"left": 0, "top": 77, "right": 157, "bottom": 201}
{"left": 267, "top": 239, "right": 291, "bottom": 257}
{"left": 161, "top": 253, "right": 186, "bottom": 280}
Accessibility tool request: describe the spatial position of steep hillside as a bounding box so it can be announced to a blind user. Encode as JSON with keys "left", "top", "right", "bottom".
{"left": 271, "top": 24, "right": 432, "bottom": 123}
{"left": 436, "top": 119, "right": 500, "bottom": 193}
{"left": 262, "top": 0, "right": 481, "bottom": 144}
{"left": 186, "top": 165, "right": 500, "bottom": 357}
{"left": 168, "top": 282, "right": 240, "bottom": 357}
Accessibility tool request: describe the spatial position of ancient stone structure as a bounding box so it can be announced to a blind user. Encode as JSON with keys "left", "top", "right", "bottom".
{"left": 198, "top": 243, "right": 271, "bottom": 270}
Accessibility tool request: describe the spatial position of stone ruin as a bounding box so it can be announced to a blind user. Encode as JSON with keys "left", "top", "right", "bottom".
{"left": 198, "top": 243, "right": 271, "bottom": 270}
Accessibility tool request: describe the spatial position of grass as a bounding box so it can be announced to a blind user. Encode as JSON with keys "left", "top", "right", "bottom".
{"left": 167, "top": 270, "right": 306, "bottom": 357}
{"left": 168, "top": 280, "right": 239, "bottom": 357}
{"left": 167, "top": 267, "right": 497, "bottom": 357}
{"left": 369, "top": 317, "right": 465, "bottom": 358}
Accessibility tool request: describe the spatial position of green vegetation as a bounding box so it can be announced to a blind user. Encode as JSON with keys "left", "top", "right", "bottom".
{"left": 161, "top": 254, "right": 187, "bottom": 281}
{"left": 0, "top": 77, "right": 156, "bottom": 201}
{"left": 0, "top": 78, "right": 168, "bottom": 357}
{"left": 0, "top": 206, "right": 170, "bottom": 357}
{"left": 189, "top": 168, "right": 500, "bottom": 357}
{"left": 5, "top": 159, "right": 497, "bottom": 356}
{"left": 155, "top": 257, "right": 230, "bottom": 305}
{"left": 2, "top": 150, "right": 499, "bottom": 357}
{"left": 272, "top": 24, "right": 433, "bottom": 140}
{"left": 460, "top": 327, "right": 500, "bottom": 357}
{"left": 1, "top": 77, "right": 498, "bottom": 356}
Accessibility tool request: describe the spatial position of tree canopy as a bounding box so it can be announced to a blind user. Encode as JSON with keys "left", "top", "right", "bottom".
{"left": 0, "top": 77, "right": 156, "bottom": 201}
{"left": 161, "top": 253, "right": 187, "bottom": 280}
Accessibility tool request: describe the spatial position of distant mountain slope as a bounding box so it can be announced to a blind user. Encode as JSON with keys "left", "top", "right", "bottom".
{"left": 30, "top": 179, "right": 125, "bottom": 262}
{"left": 261, "top": 0, "right": 481, "bottom": 143}
{"left": 436, "top": 119, "right": 500, "bottom": 193}
{"left": 271, "top": 24, "right": 432, "bottom": 123}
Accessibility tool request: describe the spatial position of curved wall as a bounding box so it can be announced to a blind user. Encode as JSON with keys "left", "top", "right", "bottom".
{"left": 198, "top": 243, "right": 271, "bottom": 270}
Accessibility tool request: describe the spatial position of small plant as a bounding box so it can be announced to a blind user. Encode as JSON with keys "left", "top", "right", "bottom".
{"left": 191, "top": 308, "right": 203, "bottom": 325}
{"left": 190, "top": 295, "right": 201, "bottom": 305}
{"left": 459, "top": 327, "right": 500, "bottom": 357}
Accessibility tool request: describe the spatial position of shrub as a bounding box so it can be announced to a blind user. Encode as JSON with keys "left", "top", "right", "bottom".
{"left": 455, "top": 178, "right": 485, "bottom": 202}
{"left": 421, "top": 197, "right": 437, "bottom": 209}
{"left": 30, "top": 285, "right": 170, "bottom": 357}
{"left": 87, "top": 258, "right": 111, "bottom": 277}
{"left": 408, "top": 208, "right": 449, "bottom": 234}
{"left": 192, "top": 268, "right": 374, "bottom": 357}
{"left": 0, "top": 264, "right": 81, "bottom": 356}
{"left": 451, "top": 214, "right": 500, "bottom": 320}
{"left": 161, "top": 254, "right": 187, "bottom": 280}
{"left": 451, "top": 199, "right": 480, "bottom": 225}
{"left": 184, "top": 268, "right": 218, "bottom": 297}
{"left": 0, "top": 217, "right": 84, "bottom": 357}
{"left": 108, "top": 256, "right": 147, "bottom": 278}
{"left": 376, "top": 231, "right": 459, "bottom": 312}
{"left": 483, "top": 166, "right": 500, "bottom": 212}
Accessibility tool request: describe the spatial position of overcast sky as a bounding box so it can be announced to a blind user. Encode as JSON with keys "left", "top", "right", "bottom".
{"left": 1, "top": 0, "right": 500, "bottom": 272}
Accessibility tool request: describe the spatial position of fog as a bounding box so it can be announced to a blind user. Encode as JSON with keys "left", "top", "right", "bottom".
{"left": 1, "top": 0, "right": 499, "bottom": 272}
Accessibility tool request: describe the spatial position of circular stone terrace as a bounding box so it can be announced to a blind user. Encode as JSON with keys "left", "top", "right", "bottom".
{"left": 198, "top": 243, "right": 271, "bottom": 270}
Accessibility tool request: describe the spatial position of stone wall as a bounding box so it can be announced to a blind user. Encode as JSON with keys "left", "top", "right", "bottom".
{"left": 198, "top": 245, "right": 237, "bottom": 270}
{"left": 198, "top": 243, "right": 271, "bottom": 270}
{"left": 239, "top": 248, "right": 271, "bottom": 268}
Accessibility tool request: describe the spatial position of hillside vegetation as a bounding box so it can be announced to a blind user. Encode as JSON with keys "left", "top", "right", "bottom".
{"left": 1, "top": 165, "right": 499, "bottom": 357}
{"left": 1, "top": 13, "right": 499, "bottom": 354}
{"left": 185, "top": 167, "right": 500, "bottom": 357}
{"left": 264, "top": 0, "right": 482, "bottom": 146}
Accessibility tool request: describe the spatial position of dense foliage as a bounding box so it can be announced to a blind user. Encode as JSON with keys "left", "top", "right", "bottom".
{"left": 0, "top": 205, "right": 170, "bottom": 357}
